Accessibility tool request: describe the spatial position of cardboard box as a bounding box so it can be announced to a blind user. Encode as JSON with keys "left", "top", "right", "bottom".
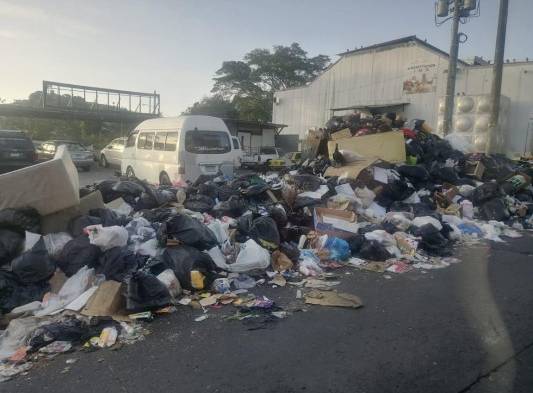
{"left": 323, "top": 158, "right": 376, "bottom": 179}
{"left": 327, "top": 131, "right": 406, "bottom": 163}
{"left": 82, "top": 280, "right": 125, "bottom": 317}
{"left": 0, "top": 145, "right": 79, "bottom": 215}
{"left": 41, "top": 191, "right": 105, "bottom": 234}
{"left": 330, "top": 128, "right": 352, "bottom": 141}
{"left": 314, "top": 207, "right": 358, "bottom": 237}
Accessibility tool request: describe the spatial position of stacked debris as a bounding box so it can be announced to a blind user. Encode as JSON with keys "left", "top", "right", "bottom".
{"left": 1, "top": 118, "right": 532, "bottom": 382}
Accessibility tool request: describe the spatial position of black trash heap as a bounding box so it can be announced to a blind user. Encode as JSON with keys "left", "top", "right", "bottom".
{"left": 1, "top": 119, "right": 533, "bottom": 381}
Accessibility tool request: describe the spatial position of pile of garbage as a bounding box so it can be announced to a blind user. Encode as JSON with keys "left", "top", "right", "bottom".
{"left": 1, "top": 117, "right": 533, "bottom": 382}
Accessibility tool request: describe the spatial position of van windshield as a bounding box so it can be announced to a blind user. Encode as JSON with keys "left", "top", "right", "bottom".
{"left": 185, "top": 130, "right": 230, "bottom": 154}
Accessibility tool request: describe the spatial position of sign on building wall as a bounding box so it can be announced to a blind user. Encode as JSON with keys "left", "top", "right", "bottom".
{"left": 403, "top": 63, "right": 437, "bottom": 94}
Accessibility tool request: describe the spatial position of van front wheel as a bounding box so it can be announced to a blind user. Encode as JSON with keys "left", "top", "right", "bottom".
{"left": 126, "top": 166, "right": 135, "bottom": 178}
{"left": 159, "top": 172, "right": 171, "bottom": 186}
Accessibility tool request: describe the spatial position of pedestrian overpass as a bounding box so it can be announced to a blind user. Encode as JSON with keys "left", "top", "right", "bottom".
{"left": 0, "top": 81, "right": 161, "bottom": 124}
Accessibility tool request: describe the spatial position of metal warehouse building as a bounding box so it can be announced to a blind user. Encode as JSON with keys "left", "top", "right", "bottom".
{"left": 272, "top": 36, "right": 533, "bottom": 155}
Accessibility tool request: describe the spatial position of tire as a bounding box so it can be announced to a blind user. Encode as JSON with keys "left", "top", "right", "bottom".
{"left": 100, "top": 154, "right": 108, "bottom": 168}
{"left": 159, "top": 172, "right": 171, "bottom": 186}
{"left": 126, "top": 166, "right": 135, "bottom": 178}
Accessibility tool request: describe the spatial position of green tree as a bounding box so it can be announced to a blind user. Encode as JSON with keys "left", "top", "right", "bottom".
{"left": 187, "top": 43, "right": 329, "bottom": 121}
{"left": 183, "top": 95, "right": 239, "bottom": 118}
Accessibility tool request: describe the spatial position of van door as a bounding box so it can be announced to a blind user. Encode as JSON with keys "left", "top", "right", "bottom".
{"left": 181, "top": 130, "right": 233, "bottom": 181}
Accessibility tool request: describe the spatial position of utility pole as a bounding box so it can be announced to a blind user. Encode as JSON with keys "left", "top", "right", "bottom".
{"left": 485, "top": 0, "right": 509, "bottom": 154}
{"left": 435, "top": 0, "right": 480, "bottom": 135}
{"left": 442, "top": 0, "right": 461, "bottom": 135}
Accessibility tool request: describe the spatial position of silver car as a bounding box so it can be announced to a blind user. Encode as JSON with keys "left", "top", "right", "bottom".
{"left": 99, "top": 137, "right": 126, "bottom": 167}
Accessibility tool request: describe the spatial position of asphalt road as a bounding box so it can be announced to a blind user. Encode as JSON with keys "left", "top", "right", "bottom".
{"left": 78, "top": 165, "right": 118, "bottom": 187}
{"left": 5, "top": 234, "right": 533, "bottom": 393}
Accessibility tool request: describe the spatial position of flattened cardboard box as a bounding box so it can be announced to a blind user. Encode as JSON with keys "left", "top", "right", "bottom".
{"left": 327, "top": 131, "right": 406, "bottom": 163}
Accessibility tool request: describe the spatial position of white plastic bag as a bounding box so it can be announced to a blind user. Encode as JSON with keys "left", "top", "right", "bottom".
{"left": 445, "top": 133, "right": 475, "bottom": 153}
{"left": 226, "top": 240, "right": 270, "bottom": 273}
{"left": 86, "top": 225, "right": 128, "bottom": 251}
{"left": 43, "top": 232, "right": 73, "bottom": 258}
{"left": 298, "top": 250, "right": 323, "bottom": 276}
{"left": 24, "top": 231, "right": 41, "bottom": 252}
{"left": 157, "top": 269, "right": 182, "bottom": 298}
{"left": 134, "top": 238, "right": 159, "bottom": 257}
{"left": 412, "top": 216, "right": 443, "bottom": 231}
{"left": 0, "top": 317, "right": 41, "bottom": 361}
{"left": 207, "top": 220, "right": 230, "bottom": 245}
{"left": 205, "top": 246, "right": 227, "bottom": 269}
{"left": 354, "top": 187, "right": 375, "bottom": 208}
{"left": 35, "top": 266, "right": 95, "bottom": 316}
{"left": 383, "top": 212, "right": 413, "bottom": 231}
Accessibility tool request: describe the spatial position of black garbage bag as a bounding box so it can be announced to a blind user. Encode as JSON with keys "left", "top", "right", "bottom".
{"left": 479, "top": 198, "right": 510, "bottom": 221}
{"left": 375, "top": 180, "right": 414, "bottom": 208}
{"left": 140, "top": 207, "right": 174, "bottom": 223}
{"left": 250, "top": 217, "right": 280, "bottom": 250}
{"left": 346, "top": 234, "right": 365, "bottom": 256}
{"left": 0, "top": 229, "right": 24, "bottom": 266}
{"left": 95, "top": 179, "right": 121, "bottom": 203}
{"left": 28, "top": 316, "right": 89, "bottom": 351}
{"left": 11, "top": 238, "right": 55, "bottom": 284}
{"left": 68, "top": 215, "right": 103, "bottom": 237}
{"left": 412, "top": 224, "right": 450, "bottom": 256}
{"left": 89, "top": 208, "right": 129, "bottom": 227}
{"left": 0, "top": 207, "right": 40, "bottom": 234}
{"left": 268, "top": 206, "right": 288, "bottom": 229}
{"left": 161, "top": 246, "right": 218, "bottom": 290}
{"left": 112, "top": 180, "right": 145, "bottom": 197}
{"left": 430, "top": 164, "right": 461, "bottom": 184}
{"left": 291, "top": 174, "right": 322, "bottom": 191}
{"left": 165, "top": 214, "right": 218, "bottom": 250}
{"left": 293, "top": 196, "right": 320, "bottom": 210}
{"left": 471, "top": 182, "right": 501, "bottom": 205}
{"left": 237, "top": 214, "right": 254, "bottom": 235}
{"left": 125, "top": 271, "right": 171, "bottom": 312}
{"left": 358, "top": 240, "right": 391, "bottom": 261}
{"left": 0, "top": 270, "right": 49, "bottom": 314}
{"left": 136, "top": 186, "right": 176, "bottom": 210}
{"left": 397, "top": 165, "right": 430, "bottom": 184}
{"left": 198, "top": 183, "right": 218, "bottom": 199}
{"left": 242, "top": 183, "right": 270, "bottom": 197}
{"left": 279, "top": 241, "right": 300, "bottom": 263}
{"left": 212, "top": 196, "right": 246, "bottom": 218}
{"left": 58, "top": 235, "right": 101, "bottom": 276}
{"left": 99, "top": 246, "right": 146, "bottom": 282}
{"left": 193, "top": 174, "right": 217, "bottom": 187}
{"left": 217, "top": 185, "right": 239, "bottom": 201}
{"left": 184, "top": 194, "right": 215, "bottom": 213}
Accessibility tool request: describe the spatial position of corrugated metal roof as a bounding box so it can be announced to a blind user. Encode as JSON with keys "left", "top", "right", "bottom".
{"left": 337, "top": 35, "right": 469, "bottom": 66}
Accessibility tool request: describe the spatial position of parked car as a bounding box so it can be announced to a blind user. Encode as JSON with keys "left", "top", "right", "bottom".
{"left": 0, "top": 129, "right": 38, "bottom": 173}
{"left": 122, "top": 115, "right": 234, "bottom": 184}
{"left": 99, "top": 137, "right": 126, "bottom": 167}
{"left": 38, "top": 140, "right": 94, "bottom": 171}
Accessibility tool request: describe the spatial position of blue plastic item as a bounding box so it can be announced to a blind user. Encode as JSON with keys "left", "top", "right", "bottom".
{"left": 458, "top": 223, "right": 482, "bottom": 235}
{"left": 324, "top": 237, "right": 350, "bottom": 261}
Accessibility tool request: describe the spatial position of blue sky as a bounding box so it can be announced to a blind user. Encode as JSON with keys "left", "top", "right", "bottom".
{"left": 1, "top": 0, "right": 531, "bottom": 115}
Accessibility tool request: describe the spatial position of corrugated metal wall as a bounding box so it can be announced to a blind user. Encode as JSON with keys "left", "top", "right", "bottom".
{"left": 273, "top": 40, "right": 533, "bottom": 154}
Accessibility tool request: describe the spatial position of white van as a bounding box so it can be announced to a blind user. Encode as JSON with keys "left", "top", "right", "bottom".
{"left": 121, "top": 115, "right": 234, "bottom": 184}
{"left": 230, "top": 136, "right": 243, "bottom": 168}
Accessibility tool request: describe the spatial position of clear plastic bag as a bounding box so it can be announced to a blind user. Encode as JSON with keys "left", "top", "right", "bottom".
{"left": 86, "top": 225, "right": 129, "bottom": 251}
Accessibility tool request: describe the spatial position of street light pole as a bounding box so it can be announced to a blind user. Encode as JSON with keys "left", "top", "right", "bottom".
{"left": 442, "top": 0, "right": 462, "bottom": 136}
{"left": 485, "top": 0, "right": 509, "bottom": 154}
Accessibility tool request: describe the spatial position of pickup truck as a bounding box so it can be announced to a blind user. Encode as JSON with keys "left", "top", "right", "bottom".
{"left": 241, "top": 147, "right": 284, "bottom": 169}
